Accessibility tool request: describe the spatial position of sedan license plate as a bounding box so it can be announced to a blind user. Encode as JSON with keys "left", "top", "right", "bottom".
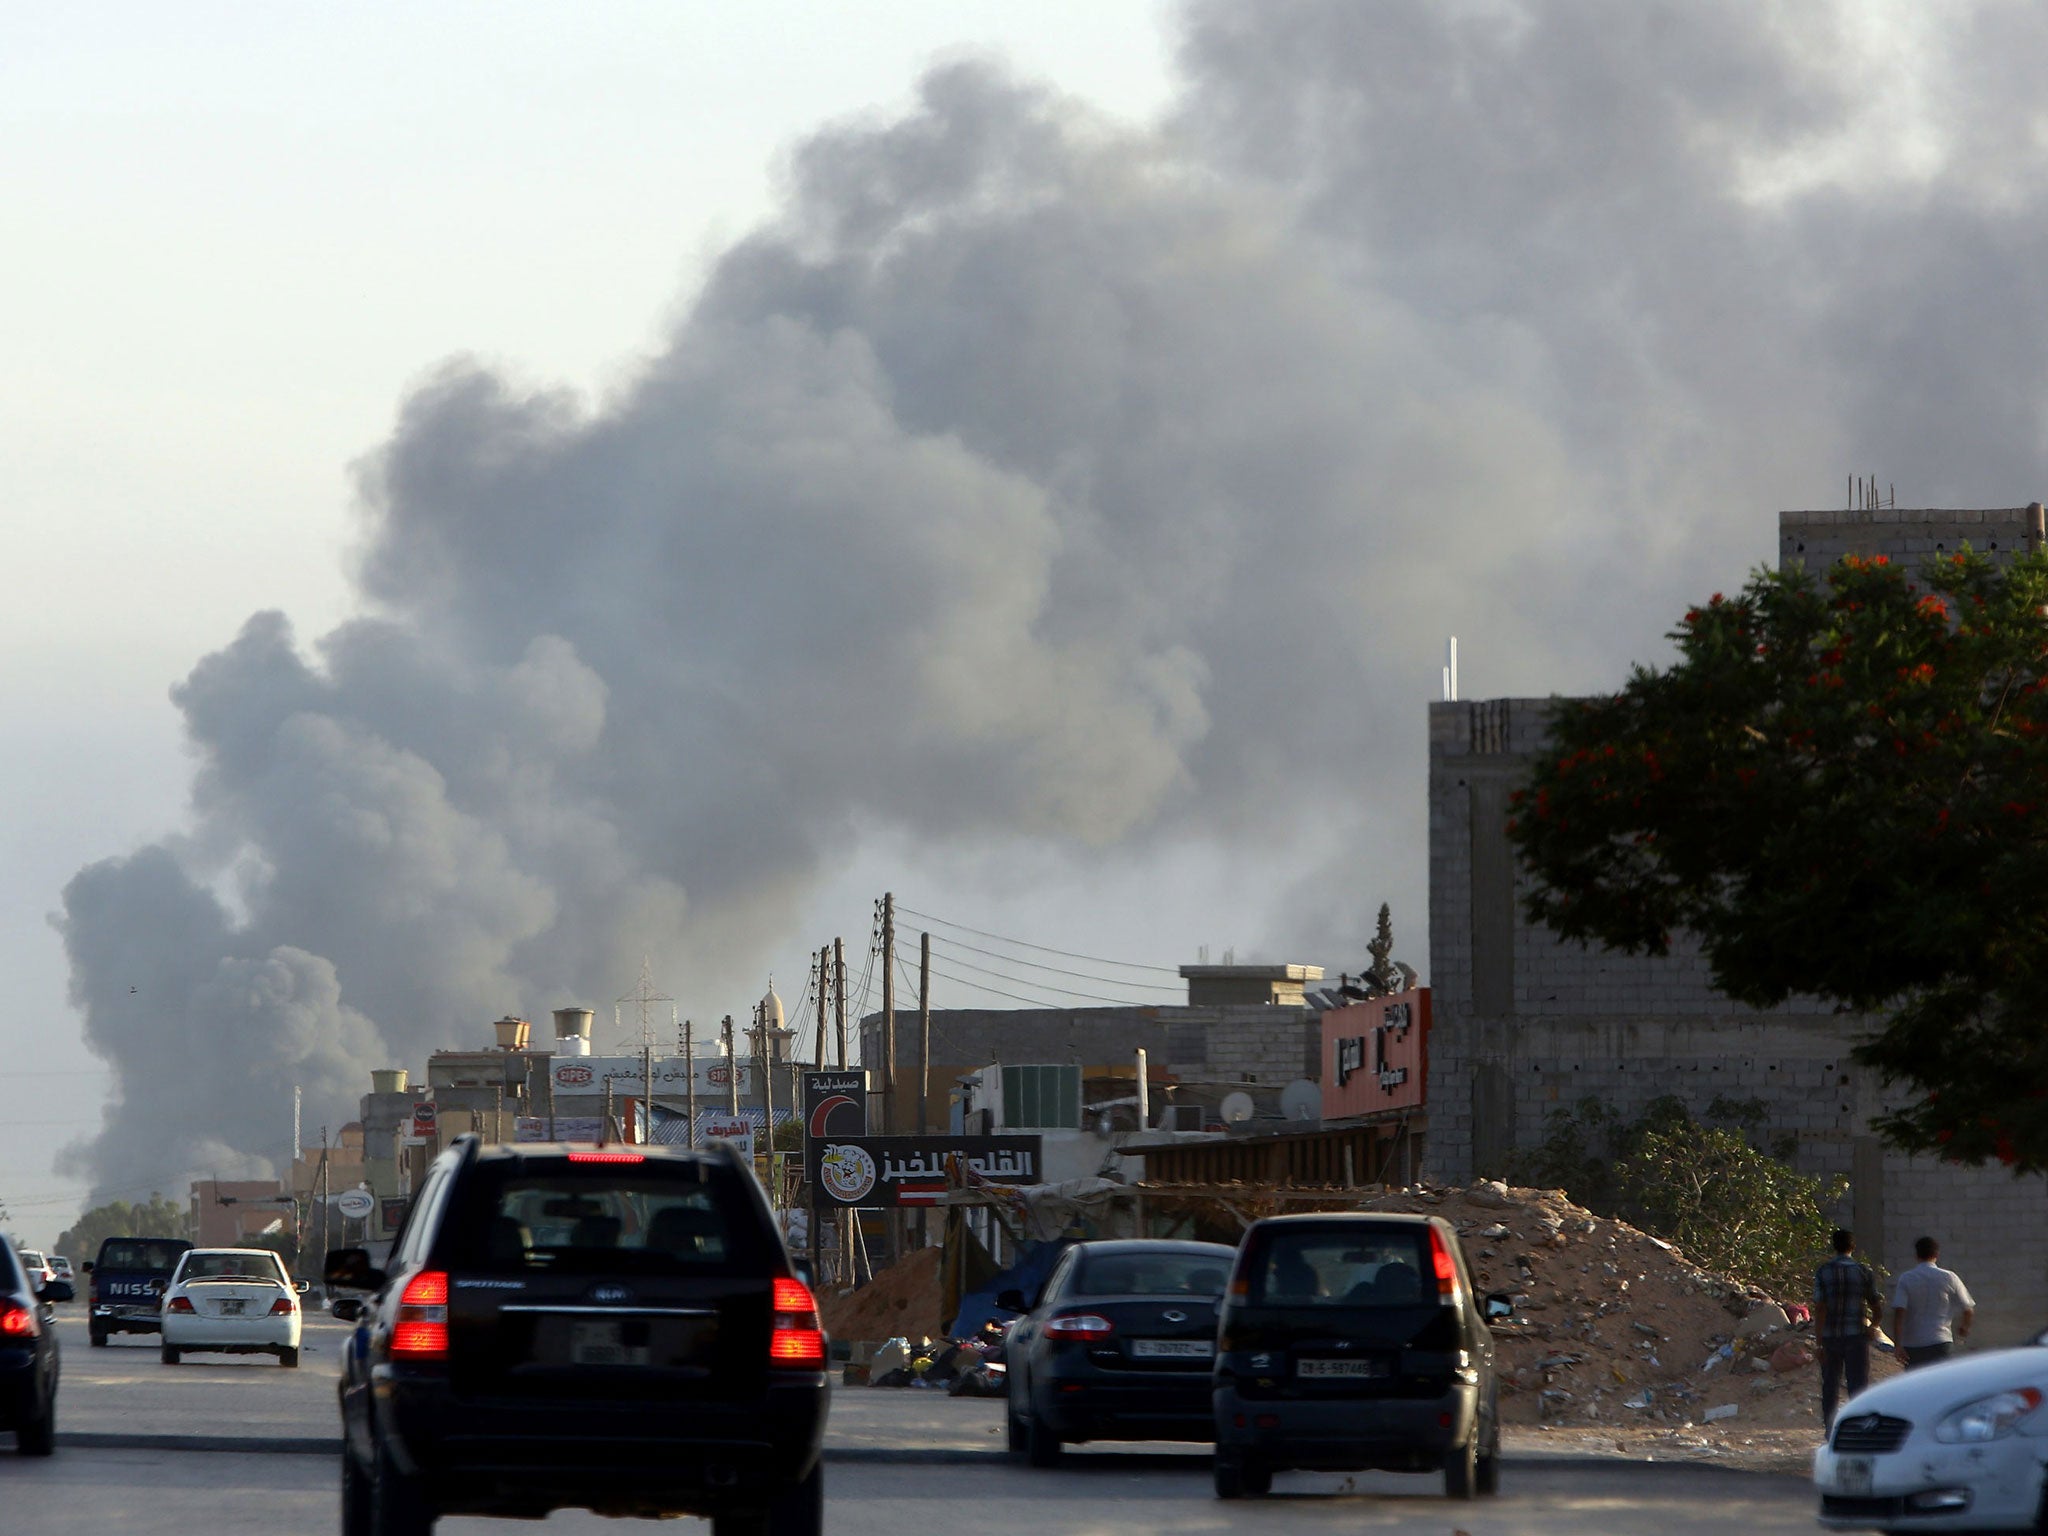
{"left": 219, "top": 1298, "right": 246, "bottom": 1316}
{"left": 1834, "top": 1456, "right": 1874, "bottom": 1497}
{"left": 1298, "top": 1356, "right": 1388, "bottom": 1379}
{"left": 569, "top": 1320, "right": 651, "bottom": 1367}
{"left": 1131, "top": 1339, "right": 1213, "bottom": 1359}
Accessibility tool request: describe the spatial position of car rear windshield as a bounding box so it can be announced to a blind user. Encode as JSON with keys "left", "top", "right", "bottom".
{"left": 1248, "top": 1226, "right": 1436, "bottom": 1307}
{"left": 1075, "top": 1250, "right": 1233, "bottom": 1297}
{"left": 449, "top": 1163, "right": 766, "bottom": 1275}
{"left": 180, "top": 1252, "right": 287, "bottom": 1283}
{"left": 99, "top": 1239, "right": 191, "bottom": 1272}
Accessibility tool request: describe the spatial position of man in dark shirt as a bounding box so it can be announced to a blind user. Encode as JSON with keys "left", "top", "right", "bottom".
{"left": 1812, "top": 1228, "right": 1881, "bottom": 1431}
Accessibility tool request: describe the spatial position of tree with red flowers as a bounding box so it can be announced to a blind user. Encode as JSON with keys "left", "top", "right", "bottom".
{"left": 1511, "top": 548, "right": 2048, "bottom": 1171}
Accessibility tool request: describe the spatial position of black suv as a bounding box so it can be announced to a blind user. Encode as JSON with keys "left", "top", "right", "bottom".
{"left": 2, "top": 1240, "right": 70, "bottom": 1454}
{"left": 1213, "top": 1212, "right": 1512, "bottom": 1500}
{"left": 325, "top": 1137, "right": 828, "bottom": 1535}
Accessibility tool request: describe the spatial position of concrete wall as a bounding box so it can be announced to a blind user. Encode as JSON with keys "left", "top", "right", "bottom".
{"left": 1780, "top": 506, "right": 2037, "bottom": 572}
{"left": 1428, "top": 679, "right": 2048, "bottom": 1344}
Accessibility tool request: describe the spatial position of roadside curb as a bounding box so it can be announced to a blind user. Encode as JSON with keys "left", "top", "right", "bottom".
{"left": 55, "top": 1433, "right": 1794, "bottom": 1476}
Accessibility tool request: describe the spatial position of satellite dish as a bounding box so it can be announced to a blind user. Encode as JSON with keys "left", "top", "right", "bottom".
{"left": 1220, "top": 1091, "right": 1256, "bottom": 1124}
{"left": 1281, "top": 1081, "right": 1321, "bottom": 1122}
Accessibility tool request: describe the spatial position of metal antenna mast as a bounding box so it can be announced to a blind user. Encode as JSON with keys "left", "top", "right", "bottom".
{"left": 614, "top": 956, "right": 676, "bottom": 1053}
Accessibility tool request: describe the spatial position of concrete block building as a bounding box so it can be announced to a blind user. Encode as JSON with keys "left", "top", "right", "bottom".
{"left": 1426, "top": 505, "right": 2048, "bottom": 1343}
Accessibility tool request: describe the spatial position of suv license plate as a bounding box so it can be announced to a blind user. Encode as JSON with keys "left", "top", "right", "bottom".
{"left": 1131, "top": 1339, "right": 1213, "bottom": 1359}
{"left": 1298, "top": 1357, "right": 1388, "bottom": 1379}
{"left": 569, "top": 1320, "right": 651, "bottom": 1367}
{"left": 1834, "top": 1456, "right": 1874, "bottom": 1497}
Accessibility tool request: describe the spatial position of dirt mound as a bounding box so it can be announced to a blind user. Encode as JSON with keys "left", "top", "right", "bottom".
{"left": 820, "top": 1246, "right": 947, "bottom": 1342}
{"left": 1372, "top": 1179, "right": 1898, "bottom": 1432}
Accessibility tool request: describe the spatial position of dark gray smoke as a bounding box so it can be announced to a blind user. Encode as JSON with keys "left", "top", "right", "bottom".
{"left": 59, "top": 1, "right": 2048, "bottom": 1196}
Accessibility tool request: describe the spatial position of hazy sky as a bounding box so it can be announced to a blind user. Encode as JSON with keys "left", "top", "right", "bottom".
{"left": 12, "top": 1, "right": 2048, "bottom": 1247}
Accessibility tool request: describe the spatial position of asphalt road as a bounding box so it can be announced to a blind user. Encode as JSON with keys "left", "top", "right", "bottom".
{"left": 16, "top": 1307, "right": 1825, "bottom": 1533}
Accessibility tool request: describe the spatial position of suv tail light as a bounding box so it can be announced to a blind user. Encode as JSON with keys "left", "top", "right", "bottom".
{"left": 0, "top": 1302, "right": 36, "bottom": 1338}
{"left": 1427, "top": 1226, "right": 1458, "bottom": 1299}
{"left": 165, "top": 1296, "right": 196, "bottom": 1314}
{"left": 1044, "top": 1314, "right": 1115, "bottom": 1341}
{"left": 769, "top": 1276, "right": 824, "bottom": 1366}
{"left": 391, "top": 1270, "right": 449, "bottom": 1359}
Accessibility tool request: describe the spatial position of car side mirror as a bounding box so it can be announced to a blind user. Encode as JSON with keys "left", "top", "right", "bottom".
{"left": 296, "top": 1280, "right": 312, "bottom": 1294}
{"left": 38, "top": 1280, "right": 74, "bottom": 1305}
{"left": 330, "top": 1298, "right": 365, "bottom": 1323}
{"left": 996, "top": 1289, "right": 1028, "bottom": 1313}
{"left": 323, "top": 1247, "right": 386, "bottom": 1292}
{"left": 81, "top": 1262, "right": 94, "bottom": 1275}
{"left": 1483, "top": 1292, "right": 1515, "bottom": 1321}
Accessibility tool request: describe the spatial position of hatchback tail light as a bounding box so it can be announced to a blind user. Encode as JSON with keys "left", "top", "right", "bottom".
{"left": 0, "top": 1302, "right": 36, "bottom": 1338}
{"left": 269, "top": 1296, "right": 297, "bottom": 1316}
{"left": 165, "top": 1296, "right": 196, "bottom": 1314}
{"left": 769, "top": 1276, "right": 824, "bottom": 1367}
{"left": 1044, "top": 1314, "right": 1115, "bottom": 1341}
{"left": 390, "top": 1270, "right": 449, "bottom": 1359}
{"left": 1427, "top": 1226, "right": 1458, "bottom": 1298}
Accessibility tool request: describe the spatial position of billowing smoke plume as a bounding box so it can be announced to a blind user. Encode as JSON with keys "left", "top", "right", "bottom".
{"left": 59, "top": 0, "right": 2048, "bottom": 1197}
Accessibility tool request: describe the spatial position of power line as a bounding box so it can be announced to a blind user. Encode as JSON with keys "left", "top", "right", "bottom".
{"left": 895, "top": 904, "right": 1182, "bottom": 976}
{"left": 907, "top": 932, "right": 1174, "bottom": 1007}
{"left": 915, "top": 930, "right": 1183, "bottom": 993}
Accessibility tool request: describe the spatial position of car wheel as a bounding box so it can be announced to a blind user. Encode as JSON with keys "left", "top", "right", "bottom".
{"left": 280, "top": 1347, "right": 301, "bottom": 1368}
{"left": 1214, "top": 1458, "right": 1245, "bottom": 1500}
{"left": 88, "top": 1326, "right": 107, "bottom": 1348}
{"left": 1477, "top": 1425, "right": 1501, "bottom": 1496}
{"left": 1025, "top": 1407, "right": 1063, "bottom": 1468}
{"left": 1443, "top": 1435, "right": 1479, "bottom": 1500}
{"left": 763, "top": 1463, "right": 822, "bottom": 1536}
{"left": 371, "top": 1437, "right": 434, "bottom": 1536}
{"left": 1004, "top": 1396, "right": 1027, "bottom": 1454}
{"left": 342, "top": 1450, "right": 373, "bottom": 1536}
{"left": 16, "top": 1392, "right": 55, "bottom": 1457}
{"left": 160, "top": 1345, "right": 180, "bottom": 1365}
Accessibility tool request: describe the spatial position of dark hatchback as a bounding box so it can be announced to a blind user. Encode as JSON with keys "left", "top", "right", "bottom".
{"left": 2, "top": 1239, "right": 70, "bottom": 1454}
{"left": 1213, "top": 1212, "right": 1512, "bottom": 1500}
{"left": 1003, "top": 1238, "right": 1238, "bottom": 1465}
{"left": 326, "top": 1137, "right": 828, "bottom": 1535}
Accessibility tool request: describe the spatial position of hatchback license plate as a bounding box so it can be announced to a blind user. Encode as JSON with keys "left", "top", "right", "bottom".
{"left": 1131, "top": 1339, "right": 1213, "bottom": 1359}
{"left": 1834, "top": 1456, "right": 1874, "bottom": 1497}
{"left": 569, "top": 1320, "right": 651, "bottom": 1367}
{"left": 1298, "top": 1357, "right": 1388, "bottom": 1379}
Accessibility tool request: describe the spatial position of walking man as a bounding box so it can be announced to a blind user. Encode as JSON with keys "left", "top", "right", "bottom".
{"left": 1892, "top": 1236, "right": 1974, "bottom": 1369}
{"left": 1813, "top": 1228, "right": 1881, "bottom": 1430}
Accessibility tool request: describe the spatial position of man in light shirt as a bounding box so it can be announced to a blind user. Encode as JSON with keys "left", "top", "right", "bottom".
{"left": 1891, "top": 1235, "right": 1975, "bottom": 1369}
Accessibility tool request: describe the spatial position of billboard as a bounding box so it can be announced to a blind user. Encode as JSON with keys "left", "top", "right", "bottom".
{"left": 513, "top": 1116, "right": 608, "bottom": 1143}
{"left": 1320, "top": 989, "right": 1430, "bottom": 1120}
{"left": 701, "top": 1114, "right": 754, "bottom": 1159}
{"left": 548, "top": 1054, "right": 761, "bottom": 1100}
{"left": 810, "top": 1134, "right": 1043, "bottom": 1208}
{"left": 409, "top": 1100, "right": 437, "bottom": 1138}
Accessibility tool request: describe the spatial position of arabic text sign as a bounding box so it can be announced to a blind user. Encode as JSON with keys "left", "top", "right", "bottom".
{"left": 811, "top": 1134, "right": 1043, "bottom": 1208}
{"left": 549, "top": 1054, "right": 757, "bottom": 1099}
{"left": 701, "top": 1115, "right": 754, "bottom": 1159}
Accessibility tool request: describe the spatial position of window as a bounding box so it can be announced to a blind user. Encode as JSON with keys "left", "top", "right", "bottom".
{"left": 452, "top": 1168, "right": 761, "bottom": 1276}
{"left": 177, "top": 1251, "right": 288, "bottom": 1284}
{"left": 1249, "top": 1226, "right": 1435, "bottom": 1307}
{"left": 1000, "top": 1064, "right": 1080, "bottom": 1130}
{"left": 1075, "top": 1249, "right": 1232, "bottom": 1297}
{"left": 98, "top": 1239, "right": 189, "bottom": 1272}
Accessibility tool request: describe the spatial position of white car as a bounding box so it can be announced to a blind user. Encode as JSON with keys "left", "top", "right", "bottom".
{"left": 159, "top": 1247, "right": 307, "bottom": 1367}
{"left": 1815, "top": 1338, "right": 2048, "bottom": 1530}
{"left": 47, "top": 1256, "right": 74, "bottom": 1284}
{"left": 17, "top": 1250, "right": 54, "bottom": 1288}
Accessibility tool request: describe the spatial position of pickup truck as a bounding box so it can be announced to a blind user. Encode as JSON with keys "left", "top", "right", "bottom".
{"left": 85, "top": 1236, "right": 193, "bottom": 1345}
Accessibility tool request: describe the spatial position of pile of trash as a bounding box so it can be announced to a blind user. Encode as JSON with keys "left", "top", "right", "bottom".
{"left": 1376, "top": 1179, "right": 1901, "bottom": 1429}
{"left": 818, "top": 1246, "right": 947, "bottom": 1342}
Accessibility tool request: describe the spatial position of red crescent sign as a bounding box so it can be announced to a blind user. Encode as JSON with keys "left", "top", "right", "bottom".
{"left": 808, "top": 1094, "right": 856, "bottom": 1139}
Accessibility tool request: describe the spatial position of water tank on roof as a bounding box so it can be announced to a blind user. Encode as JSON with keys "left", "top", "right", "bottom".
{"left": 552, "top": 1006, "right": 594, "bottom": 1058}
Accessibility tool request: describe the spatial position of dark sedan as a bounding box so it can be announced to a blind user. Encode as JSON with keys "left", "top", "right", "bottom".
{"left": 2, "top": 1240, "right": 70, "bottom": 1455}
{"left": 1003, "top": 1238, "right": 1237, "bottom": 1466}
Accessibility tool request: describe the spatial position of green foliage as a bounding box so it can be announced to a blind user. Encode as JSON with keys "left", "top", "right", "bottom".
{"left": 1507, "top": 1096, "right": 1844, "bottom": 1295}
{"left": 1511, "top": 549, "right": 2048, "bottom": 1170}
{"left": 772, "top": 1116, "right": 803, "bottom": 1153}
{"left": 53, "top": 1192, "right": 194, "bottom": 1263}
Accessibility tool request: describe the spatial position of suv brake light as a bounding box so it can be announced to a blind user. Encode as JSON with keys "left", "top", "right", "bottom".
{"left": 1427, "top": 1226, "right": 1458, "bottom": 1298}
{"left": 391, "top": 1270, "right": 449, "bottom": 1359}
{"left": 1044, "top": 1313, "right": 1115, "bottom": 1341}
{"left": 568, "top": 1151, "right": 645, "bottom": 1163}
{"left": 769, "top": 1276, "right": 824, "bottom": 1367}
{"left": 0, "top": 1303, "right": 35, "bottom": 1338}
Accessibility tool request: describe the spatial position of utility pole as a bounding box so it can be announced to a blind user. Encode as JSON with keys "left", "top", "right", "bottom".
{"left": 722, "top": 1015, "right": 738, "bottom": 1115}
{"left": 292, "top": 1085, "right": 301, "bottom": 1186}
{"left": 918, "top": 930, "right": 931, "bottom": 1134}
{"left": 642, "top": 1041, "right": 654, "bottom": 1147}
{"left": 316, "top": 1127, "right": 330, "bottom": 1271}
{"left": 755, "top": 1002, "right": 776, "bottom": 1207}
{"left": 603, "top": 1080, "right": 616, "bottom": 1146}
{"left": 833, "top": 937, "right": 847, "bottom": 1071}
{"left": 546, "top": 1056, "right": 557, "bottom": 1141}
{"left": 684, "top": 1019, "right": 697, "bottom": 1148}
{"left": 493, "top": 1084, "right": 504, "bottom": 1145}
{"left": 881, "top": 893, "right": 898, "bottom": 1263}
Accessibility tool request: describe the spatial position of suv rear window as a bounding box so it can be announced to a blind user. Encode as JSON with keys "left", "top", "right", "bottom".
{"left": 99, "top": 1239, "right": 191, "bottom": 1272}
{"left": 1248, "top": 1226, "right": 1435, "bottom": 1307}
{"left": 449, "top": 1163, "right": 764, "bottom": 1276}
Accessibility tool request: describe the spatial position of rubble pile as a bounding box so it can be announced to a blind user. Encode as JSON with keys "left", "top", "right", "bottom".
{"left": 819, "top": 1246, "right": 947, "bottom": 1342}
{"left": 1362, "top": 1179, "right": 1900, "bottom": 1429}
